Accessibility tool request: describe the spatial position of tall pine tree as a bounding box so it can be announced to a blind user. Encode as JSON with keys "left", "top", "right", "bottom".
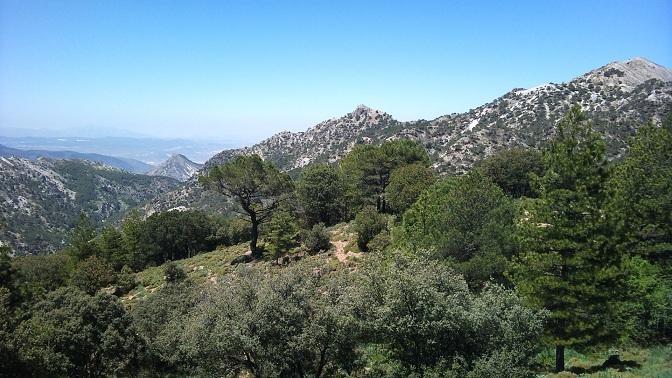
{"left": 508, "top": 105, "right": 623, "bottom": 372}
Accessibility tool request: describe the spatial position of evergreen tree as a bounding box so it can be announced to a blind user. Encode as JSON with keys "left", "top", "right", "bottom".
{"left": 266, "top": 208, "right": 299, "bottom": 258}
{"left": 296, "top": 163, "right": 345, "bottom": 226}
{"left": 385, "top": 163, "right": 436, "bottom": 214}
{"left": 67, "top": 213, "right": 99, "bottom": 261}
{"left": 340, "top": 140, "right": 429, "bottom": 213}
{"left": 609, "top": 115, "right": 672, "bottom": 341}
{"left": 200, "top": 155, "right": 294, "bottom": 259}
{"left": 508, "top": 106, "right": 623, "bottom": 372}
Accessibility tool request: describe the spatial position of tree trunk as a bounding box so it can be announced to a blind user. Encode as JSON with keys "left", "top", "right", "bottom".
{"left": 555, "top": 345, "right": 565, "bottom": 373}
{"left": 250, "top": 214, "right": 261, "bottom": 259}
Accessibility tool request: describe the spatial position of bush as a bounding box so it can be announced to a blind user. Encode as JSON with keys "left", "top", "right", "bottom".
{"left": 302, "top": 223, "right": 332, "bottom": 253}
{"left": 366, "top": 230, "right": 390, "bottom": 253}
{"left": 115, "top": 265, "right": 137, "bottom": 295}
{"left": 71, "top": 256, "right": 116, "bottom": 295}
{"left": 352, "top": 206, "right": 388, "bottom": 252}
{"left": 163, "top": 262, "right": 187, "bottom": 284}
{"left": 385, "top": 163, "right": 436, "bottom": 214}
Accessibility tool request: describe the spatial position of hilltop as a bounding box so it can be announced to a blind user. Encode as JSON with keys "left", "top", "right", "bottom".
{"left": 147, "top": 154, "right": 203, "bottom": 182}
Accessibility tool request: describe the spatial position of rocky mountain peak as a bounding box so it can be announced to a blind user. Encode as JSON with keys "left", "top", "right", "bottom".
{"left": 578, "top": 57, "right": 672, "bottom": 90}
{"left": 147, "top": 154, "right": 202, "bottom": 182}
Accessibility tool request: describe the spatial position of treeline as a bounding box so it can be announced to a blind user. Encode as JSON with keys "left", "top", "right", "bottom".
{"left": 0, "top": 106, "right": 670, "bottom": 376}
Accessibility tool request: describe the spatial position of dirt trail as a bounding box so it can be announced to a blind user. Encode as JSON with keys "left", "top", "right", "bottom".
{"left": 332, "top": 238, "right": 361, "bottom": 263}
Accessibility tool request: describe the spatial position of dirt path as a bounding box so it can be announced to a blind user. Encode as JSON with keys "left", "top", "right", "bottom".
{"left": 332, "top": 238, "right": 361, "bottom": 263}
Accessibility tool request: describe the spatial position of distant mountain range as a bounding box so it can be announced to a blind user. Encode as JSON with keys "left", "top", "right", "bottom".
{"left": 0, "top": 157, "right": 180, "bottom": 254}
{"left": 0, "top": 144, "right": 151, "bottom": 173}
{"left": 0, "top": 136, "right": 235, "bottom": 165}
{"left": 146, "top": 57, "right": 672, "bottom": 213}
{"left": 147, "top": 154, "right": 203, "bottom": 181}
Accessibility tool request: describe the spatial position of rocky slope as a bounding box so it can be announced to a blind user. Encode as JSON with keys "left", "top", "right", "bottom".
{"left": 0, "top": 157, "right": 180, "bottom": 254}
{"left": 147, "top": 154, "right": 202, "bottom": 181}
{"left": 146, "top": 57, "right": 672, "bottom": 213}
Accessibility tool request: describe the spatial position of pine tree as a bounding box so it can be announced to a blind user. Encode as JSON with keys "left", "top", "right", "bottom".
{"left": 508, "top": 106, "right": 623, "bottom": 372}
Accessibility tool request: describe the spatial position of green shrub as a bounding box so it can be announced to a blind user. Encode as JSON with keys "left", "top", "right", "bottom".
{"left": 352, "top": 206, "right": 387, "bottom": 252}
{"left": 302, "top": 223, "right": 332, "bottom": 253}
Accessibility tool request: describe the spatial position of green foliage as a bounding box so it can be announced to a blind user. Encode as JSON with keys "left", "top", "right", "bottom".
{"left": 608, "top": 115, "right": 672, "bottom": 342}
{"left": 266, "top": 208, "right": 300, "bottom": 257}
{"left": 67, "top": 213, "right": 99, "bottom": 261}
{"left": 477, "top": 147, "right": 544, "bottom": 198}
{"left": 12, "top": 253, "right": 71, "bottom": 301}
{"left": 354, "top": 251, "right": 545, "bottom": 377}
{"left": 130, "top": 280, "right": 198, "bottom": 373}
{"left": 385, "top": 163, "right": 436, "bottom": 214}
{"left": 95, "top": 226, "right": 126, "bottom": 270}
{"left": 340, "top": 139, "right": 430, "bottom": 213}
{"left": 115, "top": 265, "right": 137, "bottom": 295}
{"left": 508, "top": 106, "right": 623, "bottom": 371}
{"left": 71, "top": 255, "right": 116, "bottom": 295}
{"left": 352, "top": 206, "right": 388, "bottom": 251}
{"left": 90, "top": 209, "right": 218, "bottom": 271}
{"left": 618, "top": 256, "right": 672, "bottom": 343}
{"left": 142, "top": 210, "right": 218, "bottom": 264}
{"left": 301, "top": 222, "right": 332, "bottom": 253}
{"left": 212, "top": 216, "right": 251, "bottom": 246}
{"left": 296, "top": 163, "right": 346, "bottom": 226}
{"left": 163, "top": 261, "right": 187, "bottom": 284}
{"left": 609, "top": 116, "right": 672, "bottom": 264}
{"left": 366, "top": 229, "right": 391, "bottom": 253}
{"left": 399, "top": 171, "right": 514, "bottom": 286}
{"left": 14, "top": 287, "right": 143, "bottom": 376}
{"left": 201, "top": 155, "right": 294, "bottom": 258}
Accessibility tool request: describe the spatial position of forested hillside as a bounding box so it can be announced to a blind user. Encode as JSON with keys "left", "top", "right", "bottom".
{"left": 0, "top": 158, "right": 179, "bottom": 254}
{"left": 2, "top": 107, "right": 670, "bottom": 376}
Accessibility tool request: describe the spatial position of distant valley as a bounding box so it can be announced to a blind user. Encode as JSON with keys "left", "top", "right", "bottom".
{"left": 0, "top": 157, "right": 180, "bottom": 254}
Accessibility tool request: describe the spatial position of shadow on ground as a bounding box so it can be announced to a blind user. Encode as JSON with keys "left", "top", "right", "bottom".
{"left": 568, "top": 355, "right": 642, "bottom": 374}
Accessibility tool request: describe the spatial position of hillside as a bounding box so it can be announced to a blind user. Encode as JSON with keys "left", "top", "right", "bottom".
{"left": 0, "top": 157, "right": 180, "bottom": 254}
{"left": 0, "top": 144, "right": 151, "bottom": 173}
{"left": 147, "top": 57, "right": 672, "bottom": 213}
{"left": 147, "top": 154, "right": 202, "bottom": 181}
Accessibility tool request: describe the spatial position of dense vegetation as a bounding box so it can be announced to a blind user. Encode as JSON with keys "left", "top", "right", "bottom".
{"left": 1, "top": 107, "right": 670, "bottom": 376}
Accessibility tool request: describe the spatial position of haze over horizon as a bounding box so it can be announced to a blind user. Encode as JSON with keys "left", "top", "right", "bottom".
{"left": 1, "top": 0, "right": 671, "bottom": 143}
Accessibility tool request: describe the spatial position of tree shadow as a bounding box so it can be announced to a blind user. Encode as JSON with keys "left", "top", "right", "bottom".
{"left": 568, "top": 355, "right": 641, "bottom": 374}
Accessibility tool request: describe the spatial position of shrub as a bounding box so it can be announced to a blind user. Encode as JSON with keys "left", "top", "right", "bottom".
{"left": 163, "top": 262, "right": 187, "bottom": 284}
{"left": 71, "top": 256, "right": 116, "bottom": 295}
{"left": 352, "top": 206, "right": 387, "bottom": 252}
{"left": 302, "top": 223, "right": 332, "bottom": 253}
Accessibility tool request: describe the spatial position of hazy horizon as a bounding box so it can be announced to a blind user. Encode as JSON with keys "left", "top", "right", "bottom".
{"left": 1, "top": 0, "right": 671, "bottom": 141}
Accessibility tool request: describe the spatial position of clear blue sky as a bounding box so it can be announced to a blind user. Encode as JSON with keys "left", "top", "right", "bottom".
{"left": 1, "top": 0, "right": 670, "bottom": 143}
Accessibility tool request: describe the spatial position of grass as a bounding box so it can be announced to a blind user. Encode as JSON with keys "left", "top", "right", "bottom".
{"left": 539, "top": 345, "right": 672, "bottom": 377}
{"left": 123, "top": 242, "right": 249, "bottom": 303}
{"left": 123, "top": 222, "right": 360, "bottom": 304}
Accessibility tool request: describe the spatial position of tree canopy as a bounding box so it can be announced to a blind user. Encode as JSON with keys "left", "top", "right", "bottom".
{"left": 200, "top": 155, "right": 294, "bottom": 258}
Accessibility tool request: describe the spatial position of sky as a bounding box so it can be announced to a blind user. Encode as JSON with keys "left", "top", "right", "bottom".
{"left": 1, "top": 0, "right": 671, "bottom": 143}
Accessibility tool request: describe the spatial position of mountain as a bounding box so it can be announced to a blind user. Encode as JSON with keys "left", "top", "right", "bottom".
{"left": 0, "top": 136, "right": 236, "bottom": 165}
{"left": 0, "top": 157, "right": 180, "bottom": 255}
{"left": 147, "top": 154, "right": 203, "bottom": 181}
{"left": 146, "top": 57, "right": 672, "bottom": 213}
{"left": 0, "top": 144, "right": 151, "bottom": 173}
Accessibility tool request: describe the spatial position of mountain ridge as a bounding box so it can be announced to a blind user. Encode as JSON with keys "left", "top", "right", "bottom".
{"left": 0, "top": 157, "right": 180, "bottom": 254}
{"left": 144, "top": 57, "right": 671, "bottom": 213}
{"left": 0, "top": 144, "right": 151, "bottom": 173}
